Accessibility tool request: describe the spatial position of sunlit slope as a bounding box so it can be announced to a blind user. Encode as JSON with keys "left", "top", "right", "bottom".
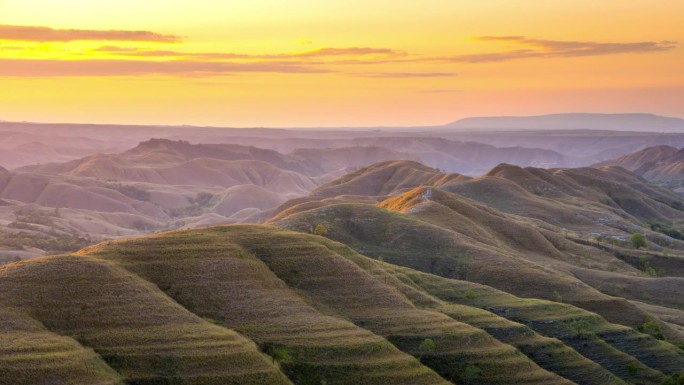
{"left": 270, "top": 161, "right": 684, "bottom": 340}
{"left": 80, "top": 225, "right": 568, "bottom": 385}
{"left": 78, "top": 227, "right": 451, "bottom": 385}
{"left": 78, "top": 225, "right": 684, "bottom": 385}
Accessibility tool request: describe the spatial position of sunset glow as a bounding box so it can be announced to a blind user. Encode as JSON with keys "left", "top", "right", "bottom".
{"left": 1, "top": 0, "right": 683, "bottom": 126}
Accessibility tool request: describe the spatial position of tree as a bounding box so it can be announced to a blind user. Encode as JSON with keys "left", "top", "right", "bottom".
{"left": 418, "top": 338, "right": 436, "bottom": 358}
{"left": 313, "top": 224, "right": 328, "bottom": 236}
{"left": 631, "top": 232, "right": 647, "bottom": 249}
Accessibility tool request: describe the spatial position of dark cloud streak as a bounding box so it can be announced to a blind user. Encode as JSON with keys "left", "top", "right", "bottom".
{"left": 350, "top": 72, "right": 457, "bottom": 78}
{"left": 443, "top": 36, "right": 677, "bottom": 63}
{"left": 0, "top": 25, "right": 181, "bottom": 43}
{"left": 93, "top": 46, "right": 405, "bottom": 60}
{"left": 0, "top": 58, "right": 328, "bottom": 77}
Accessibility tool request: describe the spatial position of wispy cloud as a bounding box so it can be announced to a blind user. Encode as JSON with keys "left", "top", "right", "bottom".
{"left": 350, "top": 72, "right": 457, "bottom": 78}
{"left": 293, "top": 47, "right": 403, "bottom": 57}
{"left": 443, "top": 36, "right": 677, "bottom": 63}
{"left": 0, "top": 58, "right": 328, "bottom": 77}
{"left": 93, "top": 46, "right": 405, "bottom": 60}
{"left": 417, "top": 89, "right": 464, "bottom": 93}
{"left": 0, "top": 25, "right": 181, "bottom": 43}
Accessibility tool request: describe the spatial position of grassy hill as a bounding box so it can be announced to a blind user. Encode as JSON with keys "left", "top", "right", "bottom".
{"left": 595, "top": 145, "right": 684, "bottom": 191}
{"left": 2, "top": 225, "right": 683, "bottom": 384}
{"left": 269, "top": 161, "right": 684, "bottom": 345}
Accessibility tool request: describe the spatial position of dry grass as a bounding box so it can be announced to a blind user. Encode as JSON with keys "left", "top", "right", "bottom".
{"left": 80, "top": 227, "right": 449, "bottom": 385}
{"left": 0, "top": 255, "right": 291, "bottom": 385}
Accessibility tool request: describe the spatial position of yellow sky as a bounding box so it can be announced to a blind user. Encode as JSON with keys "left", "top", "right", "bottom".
{"left": 1, "top": 0, "right": 683, "bottom": 126}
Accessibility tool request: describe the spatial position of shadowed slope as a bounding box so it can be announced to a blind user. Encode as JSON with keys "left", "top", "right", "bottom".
{"left": 449, "top": 163, "right": 684, "bottom": 230}
{"left": 271, "top": 202, "right": 665, "bottom": 332}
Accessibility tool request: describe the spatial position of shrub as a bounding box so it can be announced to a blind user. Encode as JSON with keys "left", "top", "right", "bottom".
{"left": 649, "top": 222, "right": 684, "bottom": 240}
{"left": 313, "top": 224, "right": 328, "bottom": 236}
{"left": 639, "top": 318, "right": 664, "bottom": 340}
{"left": 464, "top": 289, "right": 476, "bottom": 300}
{"left": 567, "top": 319, "right": 592, "bottom": 337}
{"left": 463, "top": 364, "right": 482, "bottom": 382}
{"left": 631, "top": 232, "right": 647, "bottom": 249}
{"left": 661, "top": 372, "right": 684, "bottom": 385}
{"left": 643, "top": 262, "right": 658, "bottom": 277}
{"left": 625, "top": 361, "right": 639, "bottom": 376}
{"left": 263, "top": 344, "right": 293, "bottom": 364}
{"left": 418, "top": 338, "right": 436, "bottom": 357}
{"left": 553, "top": 290, "right": 563, "bottom": 303}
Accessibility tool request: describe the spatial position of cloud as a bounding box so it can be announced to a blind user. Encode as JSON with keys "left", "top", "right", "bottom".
{"left": 351, "top": 72, "right": 457, "bottom": 78}
{"left": 292, "top": 47, "right": 404, "bottom": 57}
{"left": 443, "top": 36, "right": 677, "bottom": 63}
{"left": 0, "top": 25, "right": 181, "bottom": 43}
{"left": 417, "top": 89, "right": 464, "bottom": 93}
{"left": 93, "top": 46, "right": 405, "bottom": 60}
{"left": 0, "top": 58, "right": 329, "bottom": 77}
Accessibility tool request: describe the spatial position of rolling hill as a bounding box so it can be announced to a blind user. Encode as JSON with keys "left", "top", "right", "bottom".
{"left": 2, "top": 224, "right": 683, "bottom": 384}
{"left": 269, "top": 160, "right": 684, "bottom": 348}
{"left": 595, "top": 145, "right": 684, "bottom": 191}
{"left": 0, "top": 140, "right": 327, "bottom": 258}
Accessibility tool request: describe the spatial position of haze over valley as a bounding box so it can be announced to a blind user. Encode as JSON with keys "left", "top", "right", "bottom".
{"left": 3, "top": 115, "right": 684, "bottom": 384}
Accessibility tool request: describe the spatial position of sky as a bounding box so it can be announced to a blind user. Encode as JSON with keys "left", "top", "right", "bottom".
{"left": 0, "top": 0, "right": 683, "bottom": 127}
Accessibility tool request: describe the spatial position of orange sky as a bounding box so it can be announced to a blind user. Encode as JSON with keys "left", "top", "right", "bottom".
{"left": 1, "top": 0, "right": 683, "bottom": 127}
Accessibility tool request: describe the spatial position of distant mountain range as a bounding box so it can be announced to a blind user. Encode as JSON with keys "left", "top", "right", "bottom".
{"left": 447, "top": 113, "right": 684, "bottom": 133}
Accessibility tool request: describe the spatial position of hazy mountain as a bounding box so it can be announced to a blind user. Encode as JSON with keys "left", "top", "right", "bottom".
{"left": 446, "top": 113, "right": 684, "bottom": 133}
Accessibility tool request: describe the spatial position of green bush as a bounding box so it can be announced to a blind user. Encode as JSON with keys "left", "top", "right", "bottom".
{"left": 650, "top": 222, "right": 684, "bottom": 240}
{"left": 313, "top": 224, "right": 328, "bottom": 236}
{"left": 631, "top": 232, "right": 647, "bottom": 249}
{"left": 418, "top": 338, "right": 436, "bottom": 357}
{"left": 661, "top": 372, "right": 684, "bottom": 385}
{"left": 625, "top": 361, "right": 639, "bottom": 375}
{"left": 639, "top": 318, "right": 664, "bottom": 340}
{"left": 463, "top": 364, "right": 482, "bottom": 382}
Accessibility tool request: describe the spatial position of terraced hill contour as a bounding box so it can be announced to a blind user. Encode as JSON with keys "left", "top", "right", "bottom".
{"left": 2, "top": 225, "right": 683, "bottom": 384}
